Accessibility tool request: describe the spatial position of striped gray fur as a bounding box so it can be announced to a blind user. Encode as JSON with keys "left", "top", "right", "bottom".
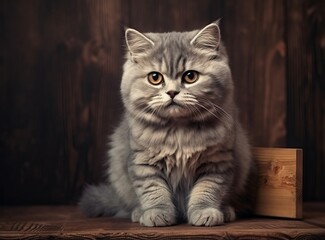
{"left": 79, "top": 22, "right": 255, "bottom": 227}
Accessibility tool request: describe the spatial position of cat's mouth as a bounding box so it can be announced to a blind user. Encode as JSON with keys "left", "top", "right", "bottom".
{"left": 166, "top": 100, "right": 183, "bottom": 109}
{"left": 168, "top": 101, "right": 180, "bottom": 107}
{"left": 162, "top": 100, "right": 190, "bottom": 118}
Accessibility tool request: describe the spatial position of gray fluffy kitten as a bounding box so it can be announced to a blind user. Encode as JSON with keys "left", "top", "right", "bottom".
{"left": 80, "top": 22, "right": 254, "bottom": 227}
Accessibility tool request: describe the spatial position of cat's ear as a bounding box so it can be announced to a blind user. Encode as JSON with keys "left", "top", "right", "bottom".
{"left": 190, "top": 22, "right": 221, "bottom": 51}
{"left": 125, "top": 28, "right": 154, "bottom": 59}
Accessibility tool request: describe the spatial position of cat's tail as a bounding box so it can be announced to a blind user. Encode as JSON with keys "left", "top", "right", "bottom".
{"left": 79, "top": 183, "right": 128, "bottom": 217}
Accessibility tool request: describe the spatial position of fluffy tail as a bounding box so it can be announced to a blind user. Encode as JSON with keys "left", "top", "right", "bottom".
{"left": 79, "top": 183, "right": 127, "bottom": 217}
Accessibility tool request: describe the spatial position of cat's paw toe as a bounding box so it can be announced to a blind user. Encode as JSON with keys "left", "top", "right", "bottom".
{"left": 140, "top": 208, "right": 176, "bottom": 227}
{"left": 189, "top": 207, "right": 224, "bottom": 226}
{"left": 223, "top": 205, "right": 236, "bottom": 222}
{"left": 131, "top": 207, "right": 143, "bottom": 222}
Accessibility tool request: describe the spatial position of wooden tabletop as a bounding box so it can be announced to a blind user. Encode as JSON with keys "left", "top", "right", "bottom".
{"left": 1, "top": 203, "right": 325, "bottom": 239}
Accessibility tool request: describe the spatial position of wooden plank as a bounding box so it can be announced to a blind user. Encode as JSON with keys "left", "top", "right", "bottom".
{"left": 0, "top": 0, "right": 124, "bottom": 204}
{"left": 223, "top": 0, "right": 287, "bottom": 147}
{"left": 285, "top": 0, "right": 325, "bottom": 201}
{"left": 122, "top": 0, "right": 223, "bottom": 32}
{"left": 0, "top": 204, "right": 325, "bottom": 239}
{"left": 253, "top": 147, "right": 303, "bottom": 218}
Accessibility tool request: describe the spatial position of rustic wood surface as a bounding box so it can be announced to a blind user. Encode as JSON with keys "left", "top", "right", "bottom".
{"left": 224, "top": 0, "right": 287, "bottom": 147}
{"left": 285, "top": 0, "right": 325, "bottom": 202}
{"left": 0, "top": 0, "right": 324, "bottom": 206}
{"left": 0, "top": 203, "right": 325, "bottom": 239}
{"left": 253, "top": 148, "right": 303, "bottom": 218}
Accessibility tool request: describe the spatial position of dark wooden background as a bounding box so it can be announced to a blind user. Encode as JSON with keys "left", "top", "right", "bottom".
{"left": 0, "top": 0, "right": 324, "bottom": 205}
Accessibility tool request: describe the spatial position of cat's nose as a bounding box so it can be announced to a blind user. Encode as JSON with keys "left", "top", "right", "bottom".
{"left": 166, "top": 90, "right": 180, "bottom": 99}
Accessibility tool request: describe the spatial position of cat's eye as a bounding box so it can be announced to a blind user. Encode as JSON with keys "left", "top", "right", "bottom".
{"left": 182, "top": 70, "right": 199, "bottom": 84}
{"left": 148, "top": 72, "right": 164, "bottom": 85}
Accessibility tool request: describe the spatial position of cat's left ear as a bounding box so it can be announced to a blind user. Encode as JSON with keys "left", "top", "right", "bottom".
{"left": 125, "top": 28, "right": 155, "bottom": 59}
{"left": 190, "top": 22, "right": 221, "bottom": 51}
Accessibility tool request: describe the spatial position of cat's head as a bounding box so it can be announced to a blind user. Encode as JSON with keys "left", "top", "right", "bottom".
{"left": 121, "top": 22, "right": 234, "bottom": 124}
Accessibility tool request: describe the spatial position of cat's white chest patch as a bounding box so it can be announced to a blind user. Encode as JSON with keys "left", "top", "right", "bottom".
{"left": 143, "top": 128, "right": 209, "bottom": 190}
{"left": 162, "top": 148, "right": 203, "bottom": 191}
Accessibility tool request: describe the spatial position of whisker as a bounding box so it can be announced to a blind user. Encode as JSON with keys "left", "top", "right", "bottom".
{"left": 196, "top": 96, "right": 233, "bottom": 122}
{"left": 132, "top": 104, "right": 152, "bottom": 121}
{"left": 195, "top": 102, "right": 224, "bottom": 122}
{"left": 185, "top": 104, "right": 205, "bottom": 121}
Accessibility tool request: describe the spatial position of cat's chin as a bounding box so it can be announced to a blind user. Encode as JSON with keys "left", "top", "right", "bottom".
{"left": 159, "top": 105, "right": 192, "bottom": 120}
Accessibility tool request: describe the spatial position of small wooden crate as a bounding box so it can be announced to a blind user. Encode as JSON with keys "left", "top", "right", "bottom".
{"left": 253, "top": 148, "right": 303, "bottom": 219}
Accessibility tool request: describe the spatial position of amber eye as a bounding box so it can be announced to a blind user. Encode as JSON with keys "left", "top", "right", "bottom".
{"left": 148, "top": 72, "right": 164, "bottom": 85}
{"left": 182, "top": 70, "right": 199, "bottom": 84}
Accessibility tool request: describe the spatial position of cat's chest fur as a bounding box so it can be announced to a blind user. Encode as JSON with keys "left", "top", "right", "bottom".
{"left": 130, "top": 120, "right": 234, "bottom": 190}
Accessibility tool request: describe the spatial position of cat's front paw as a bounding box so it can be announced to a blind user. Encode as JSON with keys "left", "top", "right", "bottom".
{"left": 140, "top": 208, "right": 176, "bottom": 227}
{"left": 188, "top": 207, "right": 224, "bottom": 226}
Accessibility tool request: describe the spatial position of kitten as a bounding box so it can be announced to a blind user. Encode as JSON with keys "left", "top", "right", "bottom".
{"left": 79, "top": 22, "right": 255, "bottom": 227}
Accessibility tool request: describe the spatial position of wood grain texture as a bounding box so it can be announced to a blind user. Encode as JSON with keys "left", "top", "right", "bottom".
{"left": 122, "top": 0, "right": 223, "bottom": 32}
{"left": 0, "top": 0, "right": 125, "bottom": 204}
{"left": 223, "top": 0, "right": 287, "bottom": 147}
{"left": 0, "top": 204, "right": 325, "bottom": 240}
{"left": 285, "top": 0, "right": 325, "bottom": 201}
{"left": 253, "top": 148, "right": 303, "bottom": 218}
{"left": 0, "top": 204, "right": 325, "bottom": 239}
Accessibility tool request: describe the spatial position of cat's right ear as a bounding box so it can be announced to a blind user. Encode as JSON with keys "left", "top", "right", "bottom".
{"left": 125, "top": 28, "right": 154, "bottom": 60}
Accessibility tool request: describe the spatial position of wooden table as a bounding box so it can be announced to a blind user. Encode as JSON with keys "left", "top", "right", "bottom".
{"left": 1, "top": 203, "right": 325, "bottom": 239}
